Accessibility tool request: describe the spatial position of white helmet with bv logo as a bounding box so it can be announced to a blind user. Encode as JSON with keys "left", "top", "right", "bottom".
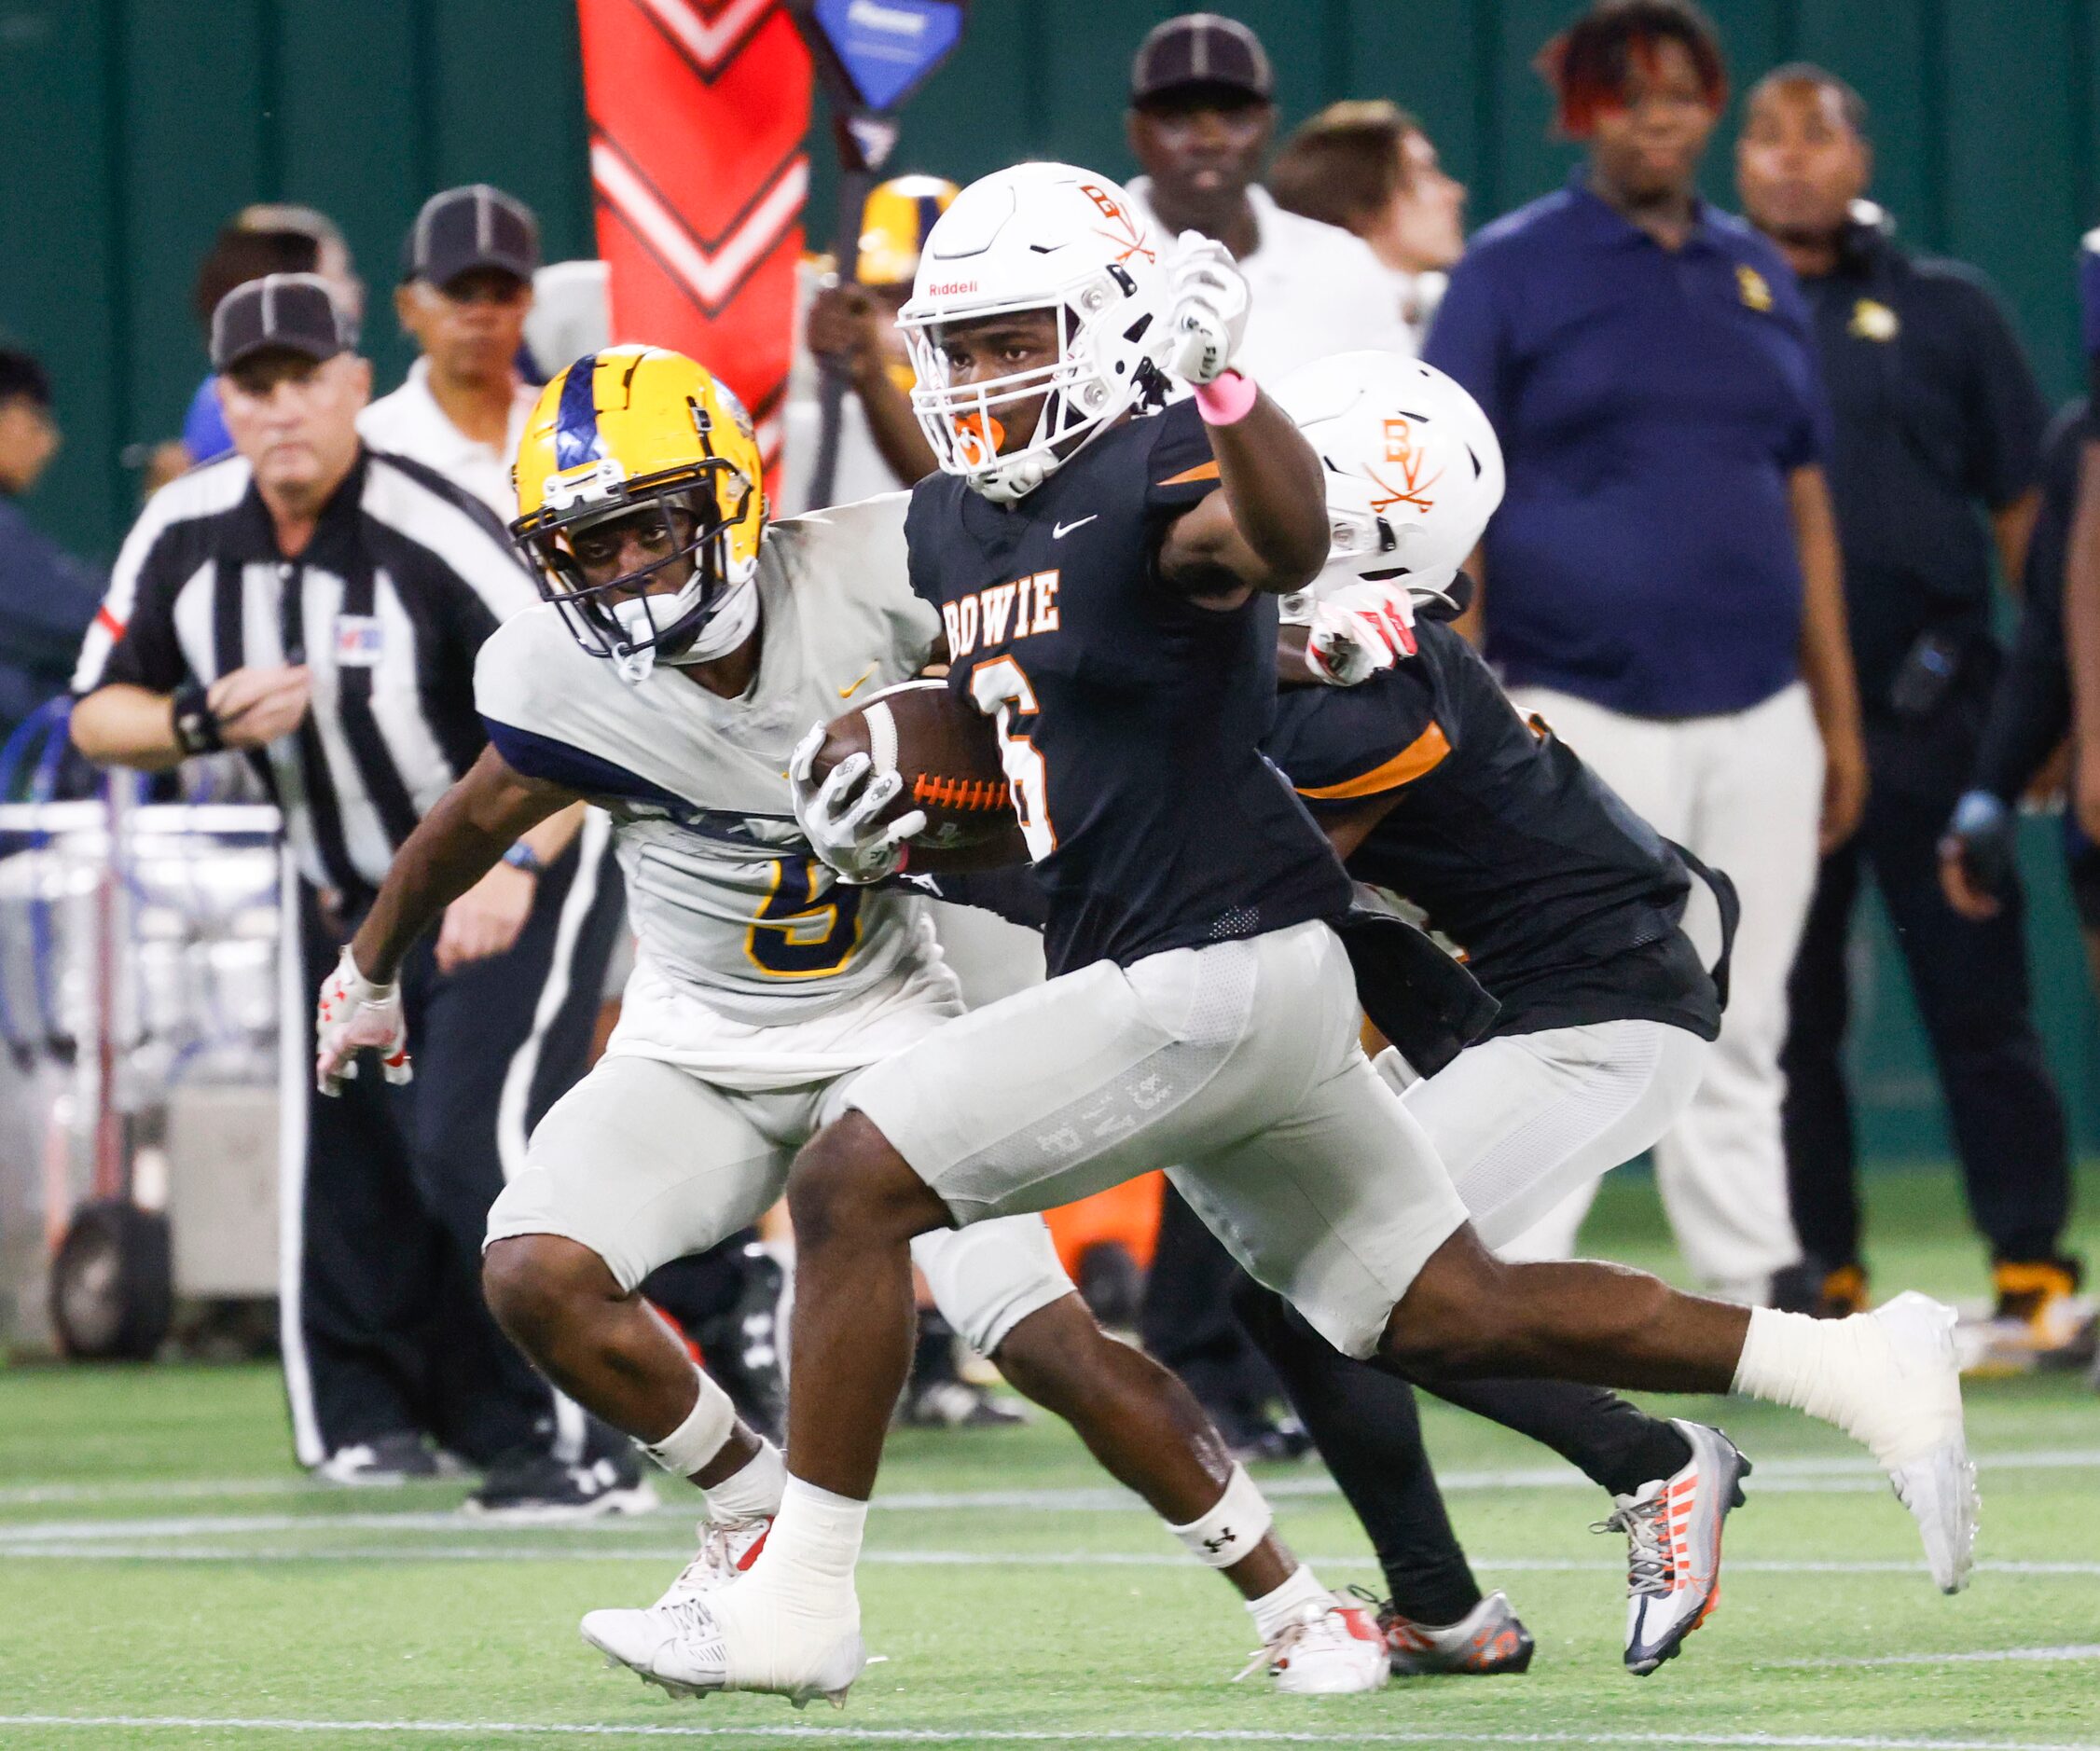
{"left": 899, "top": 161, "right": 1172, "bottom": 504}
{"left": 1276, "top": 350, "right": 1505, "bottom": 614}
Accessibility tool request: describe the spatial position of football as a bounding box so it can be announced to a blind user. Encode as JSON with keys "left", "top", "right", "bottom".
{"left": 811, "top": 678, "right": 1015, "bottom": 851}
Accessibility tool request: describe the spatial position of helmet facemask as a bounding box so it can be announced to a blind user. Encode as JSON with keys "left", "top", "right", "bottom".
{"left": 901, "top": 266, "right": 1166, "bottom": 505}
{"left": 515, "top": 456, "right": 757, "bottom": 683}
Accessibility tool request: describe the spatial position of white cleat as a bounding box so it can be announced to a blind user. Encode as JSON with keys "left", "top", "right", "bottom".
{"left": 1236, "top": 1592, "right": 1388, "bottom": 1695}
{"left": 581, "top": 1595, "right": 727, "bottom": 1701}
{"left": 652, "top": 1515, "right": 774, "bottom": 1606}
{"left": 579, "top": 1583, "right": 865, "bottom": 1709}
{"left": 1862, "top": 1292, "right": 1979, "bottom": 1593}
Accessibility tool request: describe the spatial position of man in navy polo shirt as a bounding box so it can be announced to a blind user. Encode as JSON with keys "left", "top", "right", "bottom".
{"left": 1424, "top": 0, "right": 1865, "bottom": 1303}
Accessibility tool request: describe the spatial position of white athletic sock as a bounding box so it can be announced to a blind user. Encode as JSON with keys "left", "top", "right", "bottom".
{"left": 1732, "top": 1305, "right": 1945, "bottom": 1468}
{"left": 702, "top": 1438, "right": 785, "bottom": 1524}
{"left": 1247, "top": 1564, "right": 1331, "bottom": 1643}
{"left": 740, "top": 1476, "right": 867, "bottom": 1620}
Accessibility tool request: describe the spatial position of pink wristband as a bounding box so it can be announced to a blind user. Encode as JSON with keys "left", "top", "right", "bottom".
{"left": 1192, "top": 368, "right": 1257, "bottom": 425}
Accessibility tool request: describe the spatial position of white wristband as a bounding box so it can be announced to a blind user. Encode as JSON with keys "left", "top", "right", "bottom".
{"left": 1166, "top": 1462, "right": 1273, "bottom": 1568}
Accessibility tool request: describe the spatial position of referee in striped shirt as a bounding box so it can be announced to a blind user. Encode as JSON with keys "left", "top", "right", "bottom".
{"left": 71, "top": 273, "right": 641, "bottom": 1518}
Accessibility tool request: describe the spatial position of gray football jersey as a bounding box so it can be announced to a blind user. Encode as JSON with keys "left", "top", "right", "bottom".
{"left": 476, "top": 494, "right": 945, "bottom": 1026}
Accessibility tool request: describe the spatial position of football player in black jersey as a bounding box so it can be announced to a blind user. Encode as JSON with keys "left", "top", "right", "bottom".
{"left": 678, "top": 165, "right": 1972, "bottom": 1707}
{"left": 1238, "top": 352, "right": 1748, "bottom": 1677}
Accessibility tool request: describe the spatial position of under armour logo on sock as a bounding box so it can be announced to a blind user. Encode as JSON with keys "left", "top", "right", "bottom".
{"left": 1202, "top": 1527, "right": 1237, "bottom": 1554}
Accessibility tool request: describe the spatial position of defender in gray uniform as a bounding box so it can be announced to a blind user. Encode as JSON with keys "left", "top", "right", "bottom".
{"left": 316, "top": 348, "right": 1388, "bottom": 1695}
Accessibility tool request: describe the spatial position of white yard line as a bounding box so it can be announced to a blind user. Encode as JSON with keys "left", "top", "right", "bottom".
{"left": 7, "top": 1446, "right": 2096, "bottom": 1514}
{"left": 1773, "top": 1646, "right": 2100, "bottom": 1668}
{"left": 3, "top": 1538, "right": 2097, "bottom": 1580}
{"left": 1, "top": 1717, "right": 2097, "bottom": 1749}
{"left": 0, "top": 1475, "right": 345, "bottom": 1508}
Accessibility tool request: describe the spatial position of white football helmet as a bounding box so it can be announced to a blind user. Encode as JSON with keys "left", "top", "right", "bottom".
{"left": 1275, "top": 351, "right": 1505, "bottom": 614}
{"left": 899, "top": 162, "right": 1172, "bottom": 503}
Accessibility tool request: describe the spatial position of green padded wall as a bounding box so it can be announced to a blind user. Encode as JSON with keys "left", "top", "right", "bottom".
{"left": 2, "top": 0, "right": 2094, "bottom": 1158}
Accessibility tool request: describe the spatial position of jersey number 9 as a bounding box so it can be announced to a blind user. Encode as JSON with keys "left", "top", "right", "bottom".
{"left": 746, "top": 859, "right": 864, "bottom": 978}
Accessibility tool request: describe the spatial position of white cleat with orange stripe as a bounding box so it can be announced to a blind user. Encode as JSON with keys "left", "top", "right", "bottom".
{"left": 1597, "top": 1420, "right": 1750, "bottom": 1676}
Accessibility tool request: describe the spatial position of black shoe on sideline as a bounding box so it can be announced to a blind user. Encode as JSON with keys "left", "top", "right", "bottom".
{"left": 315, "top": 1432, "right": 439, "bottom": 1486}
{"left": 462, "top": 1449, "right": 659, "bottom": 1524}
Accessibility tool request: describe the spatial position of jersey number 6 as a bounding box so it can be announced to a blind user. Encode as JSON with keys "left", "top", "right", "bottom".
{"left": 746, "top": 858, "right": 864, "bottom": 978}
{"left": 970, "top": 655, "right": 1057, "bottom": 862}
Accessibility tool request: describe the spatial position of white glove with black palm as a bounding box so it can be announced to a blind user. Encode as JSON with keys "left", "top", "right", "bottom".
{"left": 314, "top": 946, "right": 412, "bottom": 1096}
{"left": 1165, "top": 230, "right": 1251, "bottom": 385}
{"left": 788, "top": 723, "right": 928, "bottom": 885}
{"left": 1306, "top": 579, "right": 1418, "bottom": 686}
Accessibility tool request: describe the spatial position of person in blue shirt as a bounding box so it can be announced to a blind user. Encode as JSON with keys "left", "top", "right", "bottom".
{"left": 1424, "top": 0, "right": 1865, "bottom": 1305}
{"left": 0, "top": 348, "right": 103, "bottom": 748}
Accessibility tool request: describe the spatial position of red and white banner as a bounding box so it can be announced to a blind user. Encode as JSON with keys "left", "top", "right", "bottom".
{"left": 577, "top": 0, "right": 811, "bottom": 470}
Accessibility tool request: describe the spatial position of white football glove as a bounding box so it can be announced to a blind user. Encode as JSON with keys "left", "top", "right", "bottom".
{"left": 315, "top": 946, "right": 411, "bottom": 1096}
{"left": 787, "top": 722, "right": 928, "bottom": 886}
{"left": 1306, "top": 579, "right": 1418, "bottom": 686}
{"left": 1165, "top": 231, "right": 1250, "bottom": 385}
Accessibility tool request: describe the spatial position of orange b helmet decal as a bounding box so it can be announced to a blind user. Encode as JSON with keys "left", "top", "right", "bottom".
{"left": 1368, "top": 416, "right": 1445, "bottom": 515}
{"left": 1082, "top": 183, "right": 1155, "bottom": 265}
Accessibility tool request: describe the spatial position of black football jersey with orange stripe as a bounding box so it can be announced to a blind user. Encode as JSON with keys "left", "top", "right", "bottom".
{"left": 1264, "top": 619, "right": 1720, "bottom": 1038}
{"left": 904, "top": 397, "right": 1350, "bottom": 977}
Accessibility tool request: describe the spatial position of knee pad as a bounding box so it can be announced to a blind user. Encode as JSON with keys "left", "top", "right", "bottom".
{"left": 913, "top": 1216, "right": 1075, "bottom": 1357}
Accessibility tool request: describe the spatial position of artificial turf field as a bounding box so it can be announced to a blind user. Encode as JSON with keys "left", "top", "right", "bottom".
{"left": 2, "top": 1165, "right": 2097, "bottom": 1751}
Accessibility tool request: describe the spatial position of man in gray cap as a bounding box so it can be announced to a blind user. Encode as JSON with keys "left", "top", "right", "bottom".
{"left": 361, "top": 185, "right": 542, "bottom": 518}
{"left": 71, "top": 272, "right": 636, "bottom": 1519}
{"left": 1124, "top": 12, "right": 1410, "bottom": 379}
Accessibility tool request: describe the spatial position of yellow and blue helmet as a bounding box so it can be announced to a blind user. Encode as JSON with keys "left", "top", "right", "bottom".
{"left": 511, "top": 346, "right": 767, "bottom": 677}
{"left": 854, "top": 175, "right": 959, "bottom": 288}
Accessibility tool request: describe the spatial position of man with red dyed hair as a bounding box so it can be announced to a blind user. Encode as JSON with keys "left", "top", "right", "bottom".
{"left": 1425, "top": 0, "right": 1867, "bottom": 1307}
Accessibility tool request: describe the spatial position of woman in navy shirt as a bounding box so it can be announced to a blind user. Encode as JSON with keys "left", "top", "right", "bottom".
{"left": 1424, "top": 0, "right": 1864, "bottom": 1305}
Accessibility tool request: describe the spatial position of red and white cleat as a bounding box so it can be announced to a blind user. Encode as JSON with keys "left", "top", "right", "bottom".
{"left": 1598, "top": 1419, "right": 1749, "bottom": 1676}
{"left": 653, "top": 1514, "right": 773, "bottom": 1606}
{"left": 1237, "top": 1592, "right": 1388, "bottom": 1694}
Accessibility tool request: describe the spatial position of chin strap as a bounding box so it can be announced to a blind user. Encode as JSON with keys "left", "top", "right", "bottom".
{"left": 974, "top": 455, "right": 1049, "bottom": 505}
{"left": 609, "top": 576, "right": 759, "bottom": 685}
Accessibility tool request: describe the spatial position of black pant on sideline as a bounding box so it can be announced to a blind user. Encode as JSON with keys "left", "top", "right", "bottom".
{"left": 284, "top": 829, "right": 624, "bottom": 1468}
{"left": 1781, "top": 777, "right": 2069, "bottom": 1269}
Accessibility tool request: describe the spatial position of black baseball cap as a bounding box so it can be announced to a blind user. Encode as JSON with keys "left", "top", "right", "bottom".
{"left": 404, "top": 184, "right": 540, "bottom": 289}
{"left": 1131, "top": 12, "right": 1274, "bottom": 106}
{"left": 209, "top": 272, "right": 355, "bottom": 372}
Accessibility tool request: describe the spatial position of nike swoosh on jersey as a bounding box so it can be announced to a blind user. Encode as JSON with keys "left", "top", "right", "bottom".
{"left": 1052, "top": 515, "right": 1098, "bottom": 539}
{"left": 838, "top": 664, "right": 878, "bottom": 698}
